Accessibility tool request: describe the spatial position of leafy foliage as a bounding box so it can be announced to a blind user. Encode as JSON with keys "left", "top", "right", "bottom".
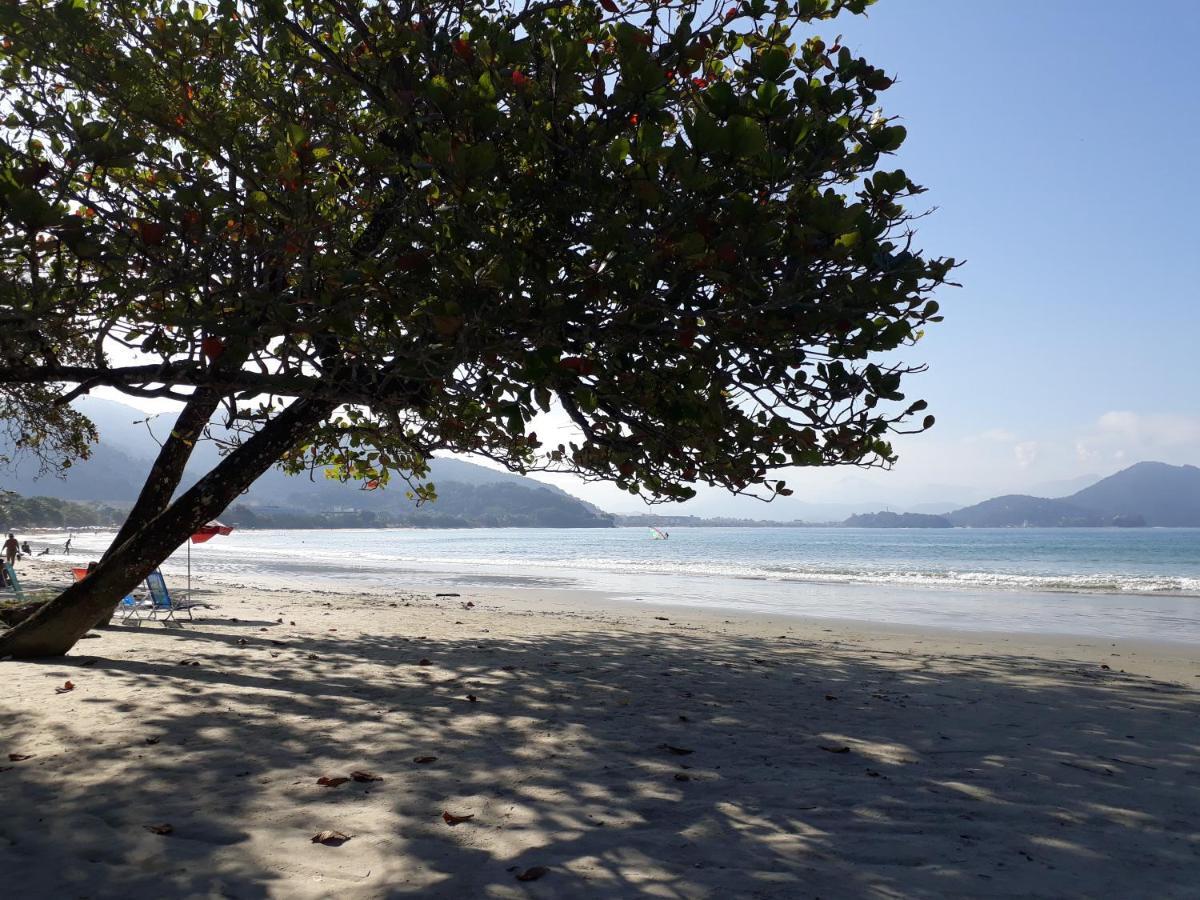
{"left": 0, "top": 0, "right": 954, "bottom": 503}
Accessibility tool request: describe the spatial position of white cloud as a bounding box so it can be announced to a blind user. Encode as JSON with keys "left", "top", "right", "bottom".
{"left": 1014, "top": 441, "right": 1039, "bottom": 468}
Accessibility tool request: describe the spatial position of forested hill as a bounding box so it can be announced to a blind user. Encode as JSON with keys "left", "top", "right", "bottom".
{"left": 945, "top": 462, "right": 1200, "bottom": 527}
{"left": 1, "top": 398, "right": 612, "bottom": 529}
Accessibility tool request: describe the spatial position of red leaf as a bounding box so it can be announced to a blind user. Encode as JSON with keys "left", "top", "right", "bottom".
{"left": 516, "top": 865, "right": 550, "bottom": 882}
{"left": 350, "top": 771, "right": 382, "bottom": 782}
{"left": 144, "top": 823, "right": 173, "bottom": 835}
{"left": 201, "top": 335, "right": 224, "bottom": 362}
{"left": 137, "top": 220, "right": 169, "bottom": 246}
{"left": 452, "top": 39, "right": 474, "bottom": 62}
{"left": 317, "top": 776, "right": 350, "bottom": 787}
{"left": 311, "top": 830, "right": 351, "bottom": 845}
{"left": 599, "top": 0, "right": 619, "bottom": 12}
{"left": 55, "top": 681, "right": 75, "bottom": 694}
{"left": 442, "top": 810, "right": 474, "bottom": 826}
{"left": 511, "top": 70, "right": 529, "bottom": 88}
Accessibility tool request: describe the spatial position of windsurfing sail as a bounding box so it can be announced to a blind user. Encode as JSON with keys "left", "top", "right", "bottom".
{"left": 649, "top": 526, "right": 669, "bottom": 540}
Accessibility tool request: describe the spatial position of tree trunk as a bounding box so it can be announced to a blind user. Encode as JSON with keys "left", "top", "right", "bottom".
{"left": 92, "top": 388, "right": 222, "bottom": 627}
{"left": 0, "top": 398, "right": 333, "bottom": 659}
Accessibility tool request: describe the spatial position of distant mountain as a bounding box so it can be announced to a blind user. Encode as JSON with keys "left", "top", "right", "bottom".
{"left": 1, "top": 398, "right": 612, "bottom": 528}
{"left": 945, "top": 495, "right": 1107, "bottom": 528}
{"left": 1067, "top": 461, "right": 1200, "bottom": 527}
{"left": 945, "top": 462, "right": 1200, "bottom": 527}
{"left": 844, "top": 511, "right": 952, "bottom": 528}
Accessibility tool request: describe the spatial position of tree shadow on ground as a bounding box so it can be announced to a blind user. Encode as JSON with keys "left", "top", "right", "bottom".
{"left": 1, "top": 609, "right": 1198, "bottom": 899}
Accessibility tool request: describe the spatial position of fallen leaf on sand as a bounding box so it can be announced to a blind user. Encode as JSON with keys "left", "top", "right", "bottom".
{"left": 144, "top": 823, "right": 173, "bottom": 835}
{"left": 659, "top": 743, "right": 694, "bottom": 756}
{"left": 824, "top": 694, "right": 837, "bottom": 701}
{"left": 413, "top": 756, "right": 437, "bottom": 764}
{"left": 866, "top": 769, "right": 881, "bottom": 777}
{"left": 417, "top": 658, "right": 432, "bottom": 666}
{"left": 317, "top": 776, "right": 350, "bottom": 787}
{"left": 145, "top": 737, "right": 161, "bottom": 746}
{"left": 311, "top": 830, "right": 351, "bottom": 845}
{"left": 7, "top": 753, "right": 33, "bottom": 762}
{"left": 674, "top": 773, "right": 691, "bottom": 782}
{"left": 654, "top": 616, "right": 668, "bottom": 621}
{"left": 820, "top": 745, "right": 851, "bottom": 754}
{"left": 442, "top": 810, "right": 474, "bottom": 826}
{"left": 350, "top": 771, "right": 382, "bottom": 782}
{"left": 466, "top": 695, "right": 478, "bottom": 703}
{"left": 515, "top": 865, "right": 550, "bottom": 882}
{"left": 55, "top": 681, "right": 75, "bottom": 694}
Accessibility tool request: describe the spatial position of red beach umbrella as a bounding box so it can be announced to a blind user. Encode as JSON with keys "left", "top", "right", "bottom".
{"left": 191, "top": 521, "right": 234, "bottom": 544}
{"left": 187, "top": 521, "right": 234, "bottom": 593}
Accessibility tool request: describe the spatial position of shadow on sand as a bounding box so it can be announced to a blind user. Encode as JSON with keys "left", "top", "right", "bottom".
{"left": 1, "top": 610, "right": 1198, "bottom": 898}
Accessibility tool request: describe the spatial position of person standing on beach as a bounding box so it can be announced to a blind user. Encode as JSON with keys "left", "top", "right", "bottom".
{"left": 3, "top": 533, "right": 19, "bottom": 565}
{"left": 63, "top": 534, "right": 72, "bottom": 555}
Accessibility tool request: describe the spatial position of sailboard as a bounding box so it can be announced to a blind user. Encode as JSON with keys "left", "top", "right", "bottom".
{"left": 648, "top": 526, "right": 669, "bottom": 540}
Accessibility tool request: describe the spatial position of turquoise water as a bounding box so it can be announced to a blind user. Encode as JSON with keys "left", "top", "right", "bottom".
{"left": 47, "top": 526, "right": 1200, "bottom": 643}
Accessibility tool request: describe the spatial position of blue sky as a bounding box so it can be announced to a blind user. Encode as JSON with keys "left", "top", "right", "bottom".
{"left": 537, "top": 0, "right": 1200, "bottom": 516}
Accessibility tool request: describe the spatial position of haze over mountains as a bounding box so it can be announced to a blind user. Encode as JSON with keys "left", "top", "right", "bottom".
{"left": 1, "top": 398, "right": 1197, "bottom": 528}
{"left": 0, "top": 398, "right": 611, "bottom": 528}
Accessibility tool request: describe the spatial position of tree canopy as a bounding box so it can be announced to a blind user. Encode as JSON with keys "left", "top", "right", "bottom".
{"left": 1, "top": 0, "right": 952, "bottom": 503}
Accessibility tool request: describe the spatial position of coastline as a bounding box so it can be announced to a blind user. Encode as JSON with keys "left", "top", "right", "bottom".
{"left": 3, "top": 557, "right": 1199, "bottom": 897}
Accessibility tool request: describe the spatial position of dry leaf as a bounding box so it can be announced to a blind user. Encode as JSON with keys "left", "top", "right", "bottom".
{"left": 7, "top": 753, "right": 33, "bottom": 762}
{"left": 144, "top": 737, "right": 160, "bottom": 746}
{"left": 311, "top": 830, "right": 350, "bottom": 846}
{"left": 441, "top": 810, "right": 474, "bottom": 826}
{"left": 413, "top": 756, "right": 437, "bottom": 764}
{"left": 674, "top": 772, "right": 691, "bottom": 782}
{"left": 317, "top": 776, "right": 350, "bottom": 787}
{"left": 820, "top": 745, "right": 851, "bottom": 754}
{"left": 417, "top": 658, "right": 432, "bottom": 666}
{"left": 515, "top": 865, "right": 550, "bottom": 882}
{"left": 824, "top": 694, "right": 837, "bottom": 701}
{"left": 654, "top": 616, "right": 668, "bottom": 621}
{"left": 350, "top": 771, "right": 382, "bottom": 783}
{"left": 144, "top": 823, "right": 173, "bottom": 835}
{"left": 658, "top": 743, "right": 693, "bottom": 756}
{"left": 55, "top": 681, "right": 75, "bottom": 694}
{"left": 466, "top": 694, "right": 478, "bottom": 703}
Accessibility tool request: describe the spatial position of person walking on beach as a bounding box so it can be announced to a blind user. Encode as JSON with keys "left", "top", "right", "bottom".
{"left": 63, "top": 534, "right": 72, "bottom": 555}
{"left": 3, "top": 533, "right": 19, "bottom": 565}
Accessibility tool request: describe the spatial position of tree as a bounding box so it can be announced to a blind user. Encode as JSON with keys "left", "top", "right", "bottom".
{"left": 0, "top": 0, "right": 954, "bottom": 658}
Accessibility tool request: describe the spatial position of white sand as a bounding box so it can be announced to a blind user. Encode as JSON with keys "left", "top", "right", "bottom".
{"left": 2, "top": 558, "right": 1198, "bottom": 898}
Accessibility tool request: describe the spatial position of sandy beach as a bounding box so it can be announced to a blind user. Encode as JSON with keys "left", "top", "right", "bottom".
{"left": 2, "top": 557, "right": 1198, "bottom": 899}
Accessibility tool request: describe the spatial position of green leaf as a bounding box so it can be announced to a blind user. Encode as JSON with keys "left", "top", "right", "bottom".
{"left": 760, "top": 47, "right": 790, "bottom": 82}
{"left": 726, "top": 116, "right": 767, "bottom": 158}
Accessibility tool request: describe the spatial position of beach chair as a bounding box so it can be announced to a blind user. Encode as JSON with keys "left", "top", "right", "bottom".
{"left": 3, "top": 561, "right": 26, "bottom": 601}
{"left": 144, "top": 570, "right": 214, "bottom": 621}
{"left": 72, "top": 567, "right": 145, "bottom": 622}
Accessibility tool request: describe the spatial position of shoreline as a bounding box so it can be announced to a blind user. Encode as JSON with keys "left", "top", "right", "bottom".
{"left": 2, "top": 558, "right": 1198, "bottom": 896}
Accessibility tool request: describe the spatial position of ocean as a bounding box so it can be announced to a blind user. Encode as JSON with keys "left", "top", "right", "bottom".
{"left": 32, "top": 526, "right": 1200, "bottom": 644}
